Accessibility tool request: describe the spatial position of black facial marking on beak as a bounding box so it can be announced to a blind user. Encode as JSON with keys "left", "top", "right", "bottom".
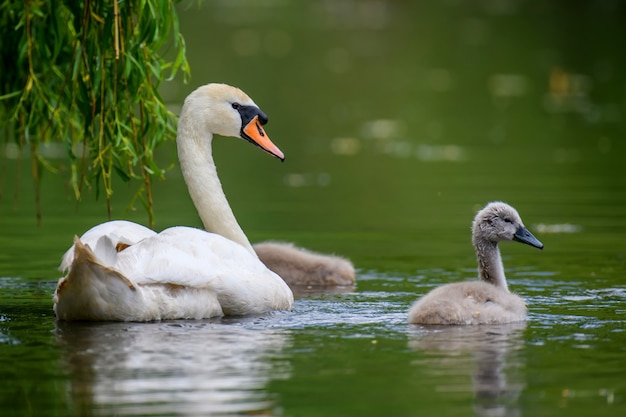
{"left": 513, "top": 226, "right": 544, "bottom": 250}
{"left": 237, "top": 105, "right": 268, "bottom": 128}
{"left": 236, "top": 104, "right": 285, "bottom": 161}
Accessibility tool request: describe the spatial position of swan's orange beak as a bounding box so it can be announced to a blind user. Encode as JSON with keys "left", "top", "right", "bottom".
{"left": 242, "top": 116, "right": 285, "bottom": 161}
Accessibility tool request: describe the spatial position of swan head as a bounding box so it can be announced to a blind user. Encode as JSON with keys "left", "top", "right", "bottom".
{"left": 180, "top": 83, "right": 284, "bottom": 160}
{"left": 472, "top": 202, "right": 543, "bottom": 249}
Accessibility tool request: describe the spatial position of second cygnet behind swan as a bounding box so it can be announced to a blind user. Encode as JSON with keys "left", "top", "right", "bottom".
{"left": 253, "top": 242, "right": 355, "bottom": 287}
{"left": 408, "top": 202, "right": 543, "bottom": 325}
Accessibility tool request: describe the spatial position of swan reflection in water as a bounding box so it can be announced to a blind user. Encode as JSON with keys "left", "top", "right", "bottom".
{"left": 56, "top": 318, "right": 292, "bottom": 416}
{"left": 408, "top": 323, "right": 526, "bottom": 417}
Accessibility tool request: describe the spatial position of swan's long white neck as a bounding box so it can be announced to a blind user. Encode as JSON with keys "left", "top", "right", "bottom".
{"left": 473, "top": 239, "right": 509, "bottom": 292}
{"left": 177, "top": 110, "right": 257, "bottom": 257}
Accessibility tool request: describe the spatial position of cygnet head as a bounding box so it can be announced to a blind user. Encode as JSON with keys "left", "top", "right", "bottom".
{"left": 180, "top": 83, "right": 284, "bottom": 160}
{"left": 472, "top": 202, "right": 544, "bottom": 249}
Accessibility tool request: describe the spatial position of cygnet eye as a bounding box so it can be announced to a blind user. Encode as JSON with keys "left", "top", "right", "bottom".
{"left": 503, "top": 217, "right": 513, "bottom": 224}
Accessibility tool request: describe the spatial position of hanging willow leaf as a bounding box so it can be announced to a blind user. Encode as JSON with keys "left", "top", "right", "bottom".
{"left": 0, "top": 0, "right": 190, "bottom": 226}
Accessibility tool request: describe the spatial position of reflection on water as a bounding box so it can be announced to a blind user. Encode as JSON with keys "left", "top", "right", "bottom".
{"left": 409, "top": 323, "right": 526, "bottom": 417}
{"left": 532, "top": 223, "right": 582, "bottom": 234}
{"left": 56, "top": 320, "right": 292, "bottom": 417}
{"left": 331, "top": 118, "right": 467, "bottom": 161}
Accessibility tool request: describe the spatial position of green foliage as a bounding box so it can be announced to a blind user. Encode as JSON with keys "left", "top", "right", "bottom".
{"left": 0, "top": 0, "right": 190, "bottom": 226}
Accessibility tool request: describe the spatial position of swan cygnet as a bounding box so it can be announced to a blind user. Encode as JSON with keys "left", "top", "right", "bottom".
{"left": 408, "top": 202, "right": 543, "bottom": 325}
{"left": 54, "top": 83, "right": 293, "bottom": 321}
{"left": 253, "top": 241, "right": 356, "bottom": 288}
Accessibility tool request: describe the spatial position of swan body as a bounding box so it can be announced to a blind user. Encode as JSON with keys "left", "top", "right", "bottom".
{"left": 55, "top": 229, "right": 291, "bottom": 321}
{"left": 408, "top": 202, "right": 543, "bottom": 325}
{"left": 54, "top": 83, "right": 294, "bottom": 321}
{"left": 253, "top": 241, "right": 355, "bottom": 287}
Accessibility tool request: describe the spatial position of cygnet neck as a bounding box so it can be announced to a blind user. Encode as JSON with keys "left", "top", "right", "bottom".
{"left": 473, "top": 237, "right": 509, "bottom": 292}
{"left": 176, "top": 111, "right": 256, "bottom": 256}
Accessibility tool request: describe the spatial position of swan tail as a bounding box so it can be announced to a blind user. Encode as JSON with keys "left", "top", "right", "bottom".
{"left": 58, "top": 240, "right": 77, "bottom": 272}
{"left": 54, "top": 236, "right": 139, "bottom": 321}
{"left": 59, "top": 231, "right": 136, "bottom": 272}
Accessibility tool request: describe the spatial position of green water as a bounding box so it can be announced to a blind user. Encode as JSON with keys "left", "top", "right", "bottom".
{"left": 1, "top": 1, "right": 625, "bottom": 416}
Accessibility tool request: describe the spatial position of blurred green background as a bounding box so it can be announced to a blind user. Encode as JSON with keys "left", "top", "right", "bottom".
{"left": 1, "top": 0, "right": 624, "bottom": 280}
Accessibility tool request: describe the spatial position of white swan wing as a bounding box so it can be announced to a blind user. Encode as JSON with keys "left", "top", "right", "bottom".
{"left": 59, "top": 220, "right": 156, "bottom": 271}
{"left": 113, "top": 227, "right": 294, "bottom": 315}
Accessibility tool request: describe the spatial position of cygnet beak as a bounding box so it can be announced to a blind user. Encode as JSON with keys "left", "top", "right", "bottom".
{"left": 513, "top": 226, "right": 544, "bottom": 249}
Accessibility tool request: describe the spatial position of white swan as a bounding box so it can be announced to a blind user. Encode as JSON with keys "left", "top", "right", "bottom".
{"left": 59, "top": 98, "right": 356, "bottom": 292}
{"left": 407, "top": 202, "right": 543, "bottom": 325}
{"left": 54, "top": 83, "right": 294, "bottom": 321}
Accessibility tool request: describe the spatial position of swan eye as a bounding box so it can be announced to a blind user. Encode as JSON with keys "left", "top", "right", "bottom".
{"left": 231, "top": 103, "right": 241, "bottom": 110}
